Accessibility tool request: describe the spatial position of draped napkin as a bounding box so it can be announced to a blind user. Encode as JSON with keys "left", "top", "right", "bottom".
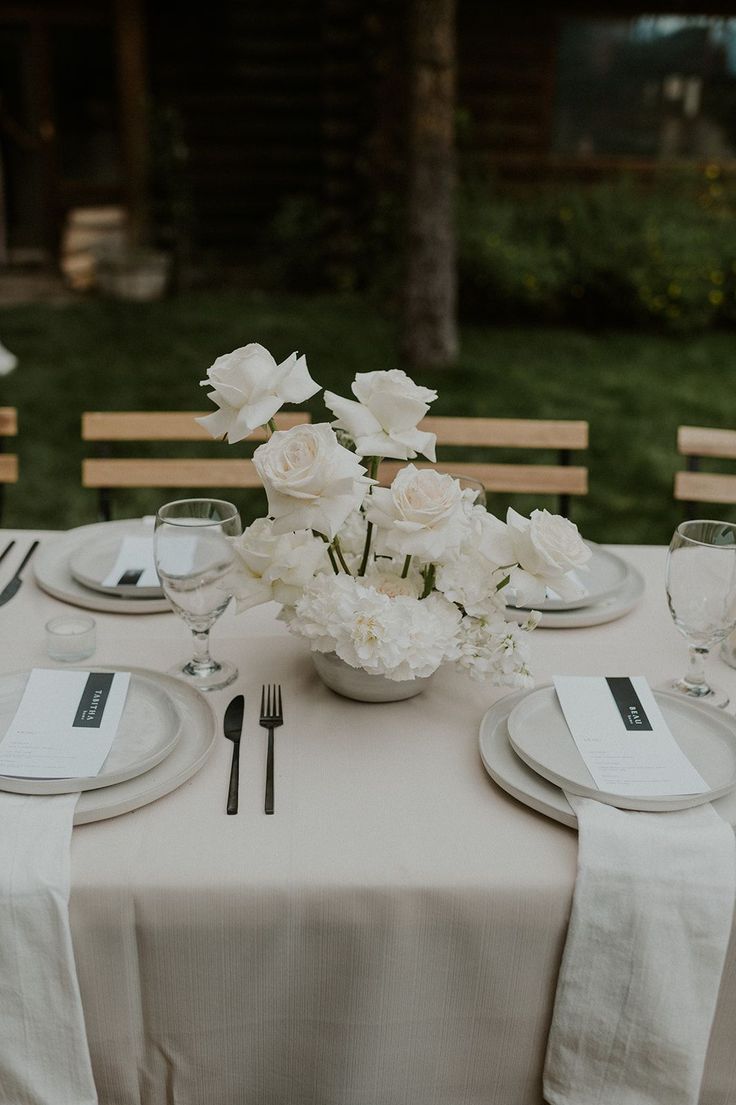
{"left": 544, "top": 795, "right": 736, "bottom": 1105}
{"left": 0, "top": 793, "right": 98, "bottom": 1105}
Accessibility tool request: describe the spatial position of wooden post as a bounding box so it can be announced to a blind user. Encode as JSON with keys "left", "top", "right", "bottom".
{"left": 114, "top": 0, "right": 149, "bottom": 245}
{"left": 401, "top": 0, "right": 458, "bottom": 371}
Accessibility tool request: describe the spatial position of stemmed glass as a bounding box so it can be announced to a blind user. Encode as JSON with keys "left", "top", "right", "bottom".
{"left": 665, "top": 519, "right": 736, "bottom": 708}
{"left": 154, "top": 498, "right": 242, "bottom": 692}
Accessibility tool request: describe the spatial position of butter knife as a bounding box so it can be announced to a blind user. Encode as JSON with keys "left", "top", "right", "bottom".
{"left": 224, "top": 694, "right": 244, "bottom": 815}
{"left": 0, "top": 540, "right": 39, "bottom": 607}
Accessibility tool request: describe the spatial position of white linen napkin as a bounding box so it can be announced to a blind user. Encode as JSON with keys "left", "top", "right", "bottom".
{"left": 0, "top": 793, "right": 98, "bottom": 1105}
{"left": 544, "top": 795, "right": 735, "bottom": 1105}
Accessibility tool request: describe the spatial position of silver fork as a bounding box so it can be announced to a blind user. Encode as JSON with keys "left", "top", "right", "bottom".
{"left": 260, "top": 684, "right": 283, "bottom": 815}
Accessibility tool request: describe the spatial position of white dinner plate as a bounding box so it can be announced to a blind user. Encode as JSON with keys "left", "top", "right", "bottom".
{"left": 514, "top": 544, "right": 631, "bottom": 612}
{"left": 504, "top": 564, "right": 645, "bottom": 629}
{"left": 506, "top": 683, "right": 736, "bottom": 811}
{"left": 478, "top": 689, "right": 736, "bottom": 829}
{"left": 69, "top": 524, "right": 164, "bottom": 599}
{"left": 34, "top": 520, "right": 171, "bottom": 614}
{"left": 0, "top": 667, "right": 182, "bottom": 794}
{"left": 73, "top": 665, "right": 216, "bottom": 824}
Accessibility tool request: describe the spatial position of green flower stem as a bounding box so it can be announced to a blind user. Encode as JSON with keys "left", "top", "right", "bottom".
{"left": 315, "top": 530, "right": 340, "bottom": 575}
{"left": 331, "top": 536, "right": 351, "bottom": 574}
{"left": 358, "top": 520, "right": 373, "bottom": 577}
{"left": 326, "top": 545, "right": 340, "bottom": 574}
{"left": 420, "top": 564, "right": 436, "bottom": 599}
{"left": 401, "top": 555, "right": 412, "bottom": 579}
{"left": 266, "top": 418, "right": 277, "bottom": 434}
{"left": 357, "top": 456, "right": 381, "bottom": 576}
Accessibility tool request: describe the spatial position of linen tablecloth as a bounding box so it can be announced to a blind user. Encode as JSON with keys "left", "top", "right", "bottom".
{"left": 1, "top": 533, "right": 735, "bottom": 1105}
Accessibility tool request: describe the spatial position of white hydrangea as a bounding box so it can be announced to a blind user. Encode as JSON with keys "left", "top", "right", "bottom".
{"left": 289, "top": 574, "right": 461, "bottom": 680}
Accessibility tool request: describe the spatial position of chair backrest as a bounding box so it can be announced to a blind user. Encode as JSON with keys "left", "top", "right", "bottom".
{"left": 675, "top": 426, "right": 736, "bottom": 511}
{"left": 82, "top": 410, "right": 310, "bottom": 519}
{"left": 0, "top": 407, "right": 18, "bottom": 524}
{"left": 379, "top": 416, "right": 589, "bottom": 515}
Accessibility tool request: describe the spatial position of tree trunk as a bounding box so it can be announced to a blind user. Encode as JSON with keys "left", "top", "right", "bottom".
{"left": 401, "top": 0, "right": 458, "bottom": 371}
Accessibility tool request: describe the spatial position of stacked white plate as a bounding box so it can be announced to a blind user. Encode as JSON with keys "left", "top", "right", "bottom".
{"left": 34, "top": 520, "right": 171, "bottom": 614}
{"left": 504, "top": 543, "right": 644, "bottom": 629}
{"left": 0, "top": 666, "right": 216, "bottom": 824}
{"left": 479, "top": 684, "right": 736, "bottom": 829}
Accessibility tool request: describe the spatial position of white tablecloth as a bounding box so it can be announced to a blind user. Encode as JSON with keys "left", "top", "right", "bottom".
{"left": 1, "top": 534, "right": 735, "bottom": 1105}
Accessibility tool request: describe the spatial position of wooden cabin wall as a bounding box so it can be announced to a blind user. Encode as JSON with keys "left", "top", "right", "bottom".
{"left": 146, "top": 0, "right": 380, "bottom": 270}
{"left": 144, "top": 0, "right": 736, "bottom": 266}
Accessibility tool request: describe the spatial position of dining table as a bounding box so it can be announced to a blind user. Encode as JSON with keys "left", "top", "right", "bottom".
{"left": 1, "top": 530, "right": 735, "bottom": 1105}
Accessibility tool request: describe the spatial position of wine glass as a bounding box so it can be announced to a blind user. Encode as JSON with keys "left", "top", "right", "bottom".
{"left": 154, "top": 498, "right": 242, "bottom": 692}
{"left": 665, "top": 519, "right": 736, "bottom": 708}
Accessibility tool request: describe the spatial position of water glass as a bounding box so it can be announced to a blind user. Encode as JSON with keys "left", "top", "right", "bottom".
{"left": 665, "top": 519, "right": 736, "bottom": 708}
{"left": 154, "top": 498, "right": 242, "bottom": 692}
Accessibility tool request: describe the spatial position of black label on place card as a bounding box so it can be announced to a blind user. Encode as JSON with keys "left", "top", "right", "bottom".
{"left": 605, "top": 676, "right": 653, "bottom": 732}
{"left": 73, "top": 673, "right": 115, "bottom": 729}
{"left": 117, "top": 568, "right": 144, "bottom": 586}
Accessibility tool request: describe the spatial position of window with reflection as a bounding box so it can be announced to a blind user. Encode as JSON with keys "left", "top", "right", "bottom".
{"left": 554, "top": 15, "right": 736, "bottom": 160}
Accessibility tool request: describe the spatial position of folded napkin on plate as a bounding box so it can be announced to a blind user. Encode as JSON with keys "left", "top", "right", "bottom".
{"left": 544, "top": 795, "right": 735, "bottom": 1105}
{"left": 0, "top": 793, "right": 98, "bottom": 1105}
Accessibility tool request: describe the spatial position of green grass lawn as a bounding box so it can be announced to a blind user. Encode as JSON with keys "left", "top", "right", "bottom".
{"left": 1, "top": 289, "right": 735, "bottom": 544}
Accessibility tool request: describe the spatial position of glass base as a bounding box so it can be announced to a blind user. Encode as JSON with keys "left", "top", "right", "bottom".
{"left": 169, "top": 658, "right": 237, "bottom": 692}
{"left": 660, "top": 677, "right": 729, "bottom": 710}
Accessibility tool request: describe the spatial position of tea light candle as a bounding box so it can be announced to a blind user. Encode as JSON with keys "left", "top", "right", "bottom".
{"left": 45, "top": 615, "right": 96, "bottom": 662}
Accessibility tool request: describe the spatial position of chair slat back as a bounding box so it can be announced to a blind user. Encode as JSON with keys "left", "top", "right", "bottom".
{"left": 675, "top": 426, "right": 736, "bottom": 512}
{"left": 0, "top": 407, "right": 18, "bottom": 524}
{"left": 82, "top": 410, "right": 307, "bottom": 442}
{"left": 421, "top": 416, "right": 588, "bottom": 451}
{"left": 82, "top": 410, "right": 310, "bottom": 518}
{"left": 382, "top": 415, "right": 589, "bottom": 508}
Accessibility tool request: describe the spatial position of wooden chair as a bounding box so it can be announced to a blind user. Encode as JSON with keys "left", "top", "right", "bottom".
{"left": 379, "top": 416, "right": 589, "bottom": 516}
{"left": 0, "top": 407, "right": 18, "bottom": 525}
{"left": 675, "top": 426, "right": 736, "bottom": 514}
{"left": 82, "top": 410, "right": 311, "bottom": 520}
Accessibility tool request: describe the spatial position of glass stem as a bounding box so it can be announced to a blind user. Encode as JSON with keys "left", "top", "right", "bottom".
{"left": 191, "top": 629, "right": 213, "bottom": 671}
{"left": 684, "top": 645, "right": 709, "bottom": 690}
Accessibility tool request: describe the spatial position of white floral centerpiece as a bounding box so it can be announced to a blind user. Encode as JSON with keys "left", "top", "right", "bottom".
{"left": 197, "top": 344, "right": 591, "bottom": 699}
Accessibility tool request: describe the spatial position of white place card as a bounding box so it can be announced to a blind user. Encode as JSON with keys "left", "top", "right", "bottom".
{"left": 0, "top": 669, "right": 131, "bottom": 779}
{"left": 553, "top": 675, "right": 709, "bottom": 797}
{"left": 102, "top": 536, "right": 159, "bottom": 588}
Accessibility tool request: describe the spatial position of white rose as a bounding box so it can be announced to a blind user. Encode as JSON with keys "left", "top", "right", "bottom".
{"left": 324, "top": 369, "right": 437, "bottom": 460}
{"left": 364, "top": 465, "right": 469, "bottom": 561}
{"left": 253, "top": 423, "right": 372, "bottom": 539}
{"left": 509, "top": 508, "right": 591, "bottom": 577}
{"left": 0, "top": 340, "right": 17, "bottom": 377}
{"left": 230, "top": 518, "right": 326, "bottom": 612}
{"left": 197, "top": 342, "right": 320, "bottom": 444}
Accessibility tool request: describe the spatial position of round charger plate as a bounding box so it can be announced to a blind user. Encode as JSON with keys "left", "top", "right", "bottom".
{"left": 504, "top": 565, "right": 645, "bottom": 629}
{"left": 515, "top": 544, "right": 631, "bottom": 612}
{"left": 478, "top": 689, "right": 736, "bottom": 829}
{"left": 34, "top": 521, "right": 171, "bottom": 614}
{"left": 73, "top": 665, "right": 216, "bottom": 824}
{"left": 69, "top": 524, "right": 163, "bottom": 599}
{"left": 0, "top": 667, "right": 182, "bottom": 794}
{"left": 507, "top": 683, "right": 736, "bottom": 812}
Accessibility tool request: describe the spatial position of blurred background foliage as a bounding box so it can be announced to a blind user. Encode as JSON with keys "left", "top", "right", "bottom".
{"left": 269, "top": 167, "right": 736, "bottom": 333}
{"left": 3, "top": 289, "right": 736, "bottom": 545}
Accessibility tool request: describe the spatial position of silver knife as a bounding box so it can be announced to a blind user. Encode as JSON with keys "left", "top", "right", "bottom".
{"left": 224, "top": 694, "right": 244, "bottom": 815}
{"left": 0, "top": 541, "right": 39, "bottom": 607}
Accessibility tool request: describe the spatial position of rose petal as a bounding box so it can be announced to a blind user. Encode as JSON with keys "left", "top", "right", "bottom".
{"left": 277, "top": 354, "right": 321, "bottom": 403}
